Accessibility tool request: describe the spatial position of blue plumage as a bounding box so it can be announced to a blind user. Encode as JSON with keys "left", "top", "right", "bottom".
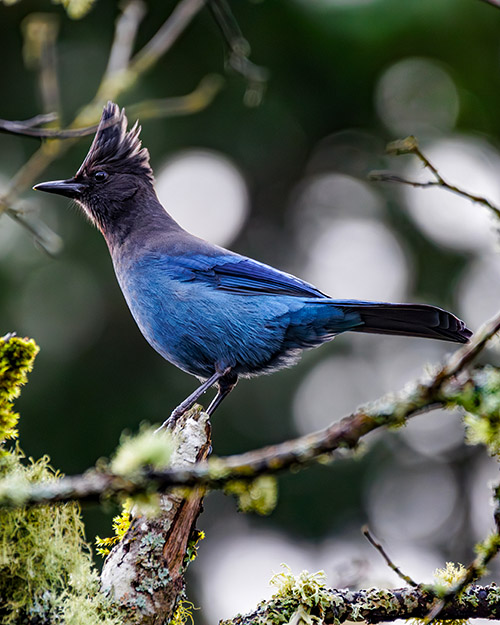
{"left": 34, "top": 102, "right": 472, "bottom": 426}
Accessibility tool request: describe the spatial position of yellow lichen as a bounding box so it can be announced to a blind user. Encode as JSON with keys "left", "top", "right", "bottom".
{"left": 95, "top": 499, "right": 132, "bottom": 557}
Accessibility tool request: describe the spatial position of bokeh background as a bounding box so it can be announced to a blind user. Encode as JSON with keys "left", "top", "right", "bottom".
{"left": 1, "top": 0, "right": 500, "bottom": 622}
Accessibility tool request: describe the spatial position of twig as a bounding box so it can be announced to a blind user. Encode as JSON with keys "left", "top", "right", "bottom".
{"left": 207, "top": 0, "right": 268, "bottom": 106}
{"left": 0, "top": 76, "right": 222, "bottom": 140}
{"left": 126, "top": 74, "right": 224, "bottom": 119}
{"left": 362, "top": 526, "right": 418, "bottom": 588}
{"left": 369, "top": 135, "right": 500, "bottom": 221}
{"left": 2, "top": 309, "right": 499, "bottom": 509}
{"left": 126, "top": 0, "right": 206, "bottom": 78}
{"left": 424, "top": 480, "right": 500, "bottom": 623}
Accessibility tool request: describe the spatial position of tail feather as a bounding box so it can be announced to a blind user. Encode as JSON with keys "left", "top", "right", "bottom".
{"left": 339, "top": 302, "right": 472, "bottom": 344}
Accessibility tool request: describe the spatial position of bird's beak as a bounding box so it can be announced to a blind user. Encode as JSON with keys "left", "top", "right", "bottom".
{"left": 33, "top": 178, "right": 84, "bottom": 199}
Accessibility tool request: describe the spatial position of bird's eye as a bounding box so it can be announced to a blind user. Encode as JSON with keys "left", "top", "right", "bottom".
{"left": 93, "top": 171, "right": 108, "bottom": 182}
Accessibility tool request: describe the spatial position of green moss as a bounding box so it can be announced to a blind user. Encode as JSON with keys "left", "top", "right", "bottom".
{"left": 0, "top": 334, "right": 39, "bottom": 451}
{"left": 0, "top": 446, "right": 122, "bottom": 624}
{"left": 265, "top": 564, "right": 340, "bottom": 624}
{"left": 0, "top": 334, "right": 121, "bottom": 624}
{"left": 448, "top": 366, "right": 500, "bottom": 458}
{"left": 111, "top": 423, "right": 173, "bottom": 476}
{"left": 224, "top": 475, "right": 278, "bottom": 515}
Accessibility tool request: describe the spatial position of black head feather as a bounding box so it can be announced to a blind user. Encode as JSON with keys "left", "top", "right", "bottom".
{"left": 77, "top": 102, "right": 153, "bottom": 182}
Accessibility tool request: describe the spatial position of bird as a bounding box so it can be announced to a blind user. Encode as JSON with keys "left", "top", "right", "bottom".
{"left": 34, "top": 102, "right": 472, "bottom": 430}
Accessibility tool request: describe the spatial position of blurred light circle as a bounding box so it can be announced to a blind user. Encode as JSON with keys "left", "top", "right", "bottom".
{"left": 399, "top": 408, "right": 464, "bottom": 458}
{"left": 302, "top": 218, "right": 409, "bottom": 300}
{"left": 367, "top": 462, "right": 458, "bottom": 542}
{"left": 458, "top": 253, "right": 500, "bottom": 331}
{"left": 375, "top": 57, "right": 459, "bottom": 134}
{"left": 293, "top": 173, "right": 383, "bottom": 248}
{"left": 17, "top": 262, "right": 105, "bottom": 359}
{"left": 155, "top": 150, "right": 249, "bottom": 247}
{"left": 293, "top": 355, "right": 383, "bottom": 434}
{"left": 404, "top": 137, "right": 500, "bottom": 252}
{"left": 197, "top": 522, "right": 314, "bottom": 622}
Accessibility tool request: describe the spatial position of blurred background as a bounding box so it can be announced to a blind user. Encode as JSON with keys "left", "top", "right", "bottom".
{"left": 1, "top": 0, "right": 500, "bottom": 622}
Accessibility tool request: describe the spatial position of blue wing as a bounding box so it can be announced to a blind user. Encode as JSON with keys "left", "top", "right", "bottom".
{"left": 173, "top": 255, "right": 327, "bottom": 299}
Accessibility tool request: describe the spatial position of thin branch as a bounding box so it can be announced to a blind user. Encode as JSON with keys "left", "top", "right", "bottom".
{"left": 369, "top": 135, "right": 500, "bottom": 221}
{"left": 126, "top": 0, "right": 206, "bottom": 78}
{"left": 2, "top": 309, "right": 499, "bottom": 509}
{"left": 126, "top": 74, "right": 224, "bottom": 119}
{"left": 22, "top": 14, "right": 61, "bottom": 116}
{"left": 362, "top": 526, "right": 418, "bottom": 588}
{"left": 103, "top": 0, "right": 146, "bottom": 77}
{"left": 0, "top": 76, "right": 223, "bottom": 140}
{"left": 207, "top": 0, "right": 268, "bottom": 106}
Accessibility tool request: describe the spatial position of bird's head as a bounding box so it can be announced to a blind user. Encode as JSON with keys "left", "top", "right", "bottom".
{"left": 34, "top": 102, "right": 154, "bottom": 232}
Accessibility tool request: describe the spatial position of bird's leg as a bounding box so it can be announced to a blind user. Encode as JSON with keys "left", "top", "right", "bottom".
{"left": 156, "top": 370, "right": 223, "bottom": 432}
{"left": 206, "top": 370, "right": 238, "bottom": 416}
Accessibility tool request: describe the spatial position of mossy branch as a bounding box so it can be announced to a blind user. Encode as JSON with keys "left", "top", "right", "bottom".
{"left": 219, "top": 583, "right": 500, "bottom": 625}
{"left": 1, "top": 309, "right": 499, "bottom": 509}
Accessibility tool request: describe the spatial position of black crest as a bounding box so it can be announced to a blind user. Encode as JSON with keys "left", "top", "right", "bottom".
{"left": 77, "top": 102, "right": 153, "bottom": 182}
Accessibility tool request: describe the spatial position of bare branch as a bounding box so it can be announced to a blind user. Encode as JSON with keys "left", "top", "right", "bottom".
{"left": 369, "top": 136, "right": 500, "bottom": 221}
{"left": 22, "top": 14, "right": 61, "bottom": 116}
{"left": 103, "top": 0, "right": 146, "bottom": 77}
{"left": 127, "top": 0, "right": 206, "bottom": 78}
{"left": 207, "top": 0, "right": 268, "bottom": 106}
{"left": 0, "top": 76, "right": 222, "bottom": 140}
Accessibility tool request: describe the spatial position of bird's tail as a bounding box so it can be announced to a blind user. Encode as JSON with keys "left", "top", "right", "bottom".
{"left": 337, "top": 301, "right": 472, "bottom": 343}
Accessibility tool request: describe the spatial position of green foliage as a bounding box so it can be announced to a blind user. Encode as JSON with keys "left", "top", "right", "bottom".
{"left": 224, "top": 475, "right": 278, "bottom": 515}
{"left": 111, "top": 423, "right": 173, "bottom": 476}
{"left": 0, "top": 334, "right": 39, "bottom": 451}
{"left": 265, "top": 564, "right": 335, "bottom": 624}
{"left": 450, "top": 366, "right": 500, "bottom": 457}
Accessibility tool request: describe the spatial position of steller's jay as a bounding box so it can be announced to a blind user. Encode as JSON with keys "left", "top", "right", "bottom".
{"left": 34, "top": 102, "right": 472, "bottom": 429}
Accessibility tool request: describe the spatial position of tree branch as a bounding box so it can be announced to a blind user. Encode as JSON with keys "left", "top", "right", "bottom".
{"left": 362, "top": 526, "right": 418, "bottom": 588}
{"left": 2, "top": 309, "right": 499, "bottom": 510}
{"left": 220, "top": 583, "right": 500, "bottom": 624}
